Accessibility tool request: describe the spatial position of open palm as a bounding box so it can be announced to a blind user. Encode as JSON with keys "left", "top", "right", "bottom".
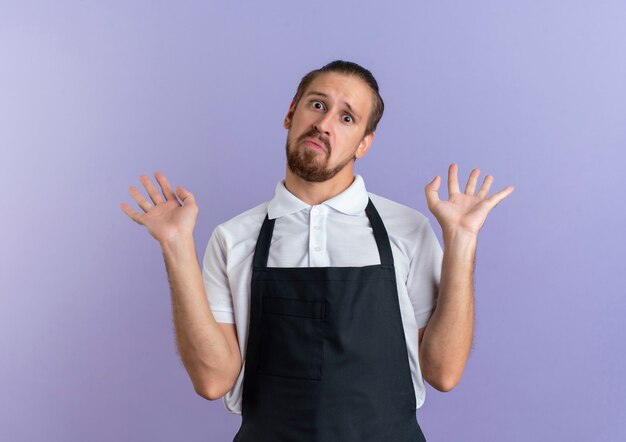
{"left": 120, "top": 171, "right": 198, "bottom": 244}
{"left": 425, "top": 163, "right": 514, "bottom": 236}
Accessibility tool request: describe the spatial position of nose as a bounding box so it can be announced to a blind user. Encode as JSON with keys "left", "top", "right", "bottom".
{"left": 313, "top": 109, "right": 334, "bottom": 136}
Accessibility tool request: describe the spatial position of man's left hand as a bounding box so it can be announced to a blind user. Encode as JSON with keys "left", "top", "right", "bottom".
{"left": 424, "top": 163, "right": 514, "bottom": 237}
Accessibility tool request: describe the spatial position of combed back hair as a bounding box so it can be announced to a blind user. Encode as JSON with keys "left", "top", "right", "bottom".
{"left": 291, "top": 60, "right": 384, "bottom": 136}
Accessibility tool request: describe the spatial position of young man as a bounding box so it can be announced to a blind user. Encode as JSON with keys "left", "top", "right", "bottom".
{"left": 121, "top": 60, "right": 514, "bottom": 441}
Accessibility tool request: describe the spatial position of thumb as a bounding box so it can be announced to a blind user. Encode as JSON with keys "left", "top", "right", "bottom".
{"left": 424, "top": 175, "right": 441, "bottom": 208}
{"left": 176, "top": 186, "right": 195, "bottom": 205}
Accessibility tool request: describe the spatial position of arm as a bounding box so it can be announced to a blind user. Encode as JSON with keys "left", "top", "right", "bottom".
{"left": 120, "top": 171, "right": 241, "bottom": 401}
{"left": 419, "top": 163, "right": 514, "bottom": 391}
{"left": 162, "top": 235, "right": 242, "bottom": 400}
{"left": 418, "top": 230, "right": 476, "bottom": 392}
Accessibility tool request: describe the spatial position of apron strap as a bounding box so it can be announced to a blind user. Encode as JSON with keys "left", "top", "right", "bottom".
{"left": 364, "top": 198, "right": 394, "bottom": 268}
{"left": 253, "top": 214, "right": 276, "bottom": 269}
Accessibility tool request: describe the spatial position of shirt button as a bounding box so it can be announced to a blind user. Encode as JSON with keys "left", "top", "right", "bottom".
{"left": 314, "top": 247, "right": 321, "bottom": 252}
{"left": 312, "top": 208, "right": 319, "bottom": 215}
{"left": 313, "top": 226, "right": 321, "bottom": 230}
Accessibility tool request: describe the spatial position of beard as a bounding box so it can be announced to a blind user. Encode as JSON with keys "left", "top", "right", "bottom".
{"left": 285, "top": 129, "right": 357, "bottom": 183}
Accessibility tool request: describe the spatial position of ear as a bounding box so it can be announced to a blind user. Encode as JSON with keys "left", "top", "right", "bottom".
{"left": 355, "top": 131, "right": 375, "bottom": 159}
{"left": 283, "top": 100, "right": 297, "bottom": 129}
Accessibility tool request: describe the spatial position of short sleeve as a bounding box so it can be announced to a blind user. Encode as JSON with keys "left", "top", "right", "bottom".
{"left": 202, "top": 227, "right": 236, "bottom": 324}
{"left": 406, "top": 218, "right": 443, "bottom": 329}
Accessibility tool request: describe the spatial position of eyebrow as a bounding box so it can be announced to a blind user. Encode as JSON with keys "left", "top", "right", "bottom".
{"left": 305, "top": 91, "right": 361, "bottom": 122}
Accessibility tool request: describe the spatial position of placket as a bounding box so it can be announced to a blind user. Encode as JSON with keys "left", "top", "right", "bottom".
{"left": 308, "top": 204, "right": 329, "bottom": 267}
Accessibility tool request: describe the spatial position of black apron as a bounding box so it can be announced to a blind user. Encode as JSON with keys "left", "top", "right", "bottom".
{"left": 233, "top": 198, "right": 426, "bottom": 441}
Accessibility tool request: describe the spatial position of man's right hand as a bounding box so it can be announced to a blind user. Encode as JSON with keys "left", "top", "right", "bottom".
{"left": 120, "top": 171, "right": 199, "bottom": 245}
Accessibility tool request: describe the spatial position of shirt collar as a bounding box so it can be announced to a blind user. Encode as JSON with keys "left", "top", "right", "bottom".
{"left": 267, "top": 174, "right": 369, "bottom": 220}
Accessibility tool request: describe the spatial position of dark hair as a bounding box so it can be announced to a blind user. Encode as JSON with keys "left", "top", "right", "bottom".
{"left": 291, "top": 60, "right": 384, "bottom": 136}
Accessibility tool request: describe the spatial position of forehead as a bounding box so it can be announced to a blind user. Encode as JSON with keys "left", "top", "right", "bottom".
{"left": 302, "top": 72, "right": 372, "bottom": 113}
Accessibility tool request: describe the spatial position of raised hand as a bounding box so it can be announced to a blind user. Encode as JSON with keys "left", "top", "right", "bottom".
{"left": 425, "top": 163, "right": 514, "bottom": 237}
{"left": 120, "top": 171, "right": 199, "bottom": 244}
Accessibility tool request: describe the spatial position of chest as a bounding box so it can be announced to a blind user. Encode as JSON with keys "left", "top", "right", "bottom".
{"left": 267, "top": 209, "right": 383, "bottom": 267}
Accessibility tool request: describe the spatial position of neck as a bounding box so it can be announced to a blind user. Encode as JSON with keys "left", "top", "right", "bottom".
{"left": 284, "top": 166, "right": 356, "bottom": 205}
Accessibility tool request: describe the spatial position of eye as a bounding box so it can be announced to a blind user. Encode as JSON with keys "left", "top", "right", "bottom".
{"left": 343, "top": 115, "right": 353, "bottom": 123}
{"left": 311, "top": 100, "right": 325, "bottom": 110}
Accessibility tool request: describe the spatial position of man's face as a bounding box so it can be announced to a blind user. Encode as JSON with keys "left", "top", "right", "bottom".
{"left": 283, "top": 72, "right": 374, "bottom": 182}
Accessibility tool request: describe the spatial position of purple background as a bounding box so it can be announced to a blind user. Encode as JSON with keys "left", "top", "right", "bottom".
{"left": 1, "top": 1, "right": 624, "bottom": 441}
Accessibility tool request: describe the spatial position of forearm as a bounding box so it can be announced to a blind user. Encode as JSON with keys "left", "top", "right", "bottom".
{"left": 419, "top": 229, "right": 476, "bottom": 391}
{"left": 160, "top": 235, "right": 236, "bottom": 398}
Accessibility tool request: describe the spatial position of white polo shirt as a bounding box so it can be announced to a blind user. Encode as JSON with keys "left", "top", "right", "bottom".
{"left": 202, "top": 174, "right": 443, "bottom": 415}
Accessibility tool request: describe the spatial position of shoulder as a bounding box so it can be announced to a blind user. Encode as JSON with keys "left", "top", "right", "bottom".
{"left": 367, "top": 192, "right": 436, "bottom": 256}
{"left": 212, "top": 201, "right": 270, "bottom": 245}
{"left": 367, "top": 192, "right": 430, "bottom": 232}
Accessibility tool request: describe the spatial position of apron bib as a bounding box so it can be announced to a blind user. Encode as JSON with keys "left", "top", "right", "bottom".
{"left": 234, "top": 198, "right": 426, "bottom": 441}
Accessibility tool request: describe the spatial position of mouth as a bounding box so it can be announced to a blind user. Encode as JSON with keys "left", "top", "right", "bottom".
{"left": 303, "top": 137, "right": 326, "bottom": 152}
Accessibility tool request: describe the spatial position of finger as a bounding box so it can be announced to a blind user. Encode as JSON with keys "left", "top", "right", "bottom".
{"left": 128, "top": 185, "right": 154, "bottom": 213}
{"left": 484, "top": 185, "right": 515, "bottom": 209}
{"left": 154, "top": 171, "right": 179, "bottom": 203}
{"left": 139, "top": 175, "right": 165, "bottom": 205}
{"left": 176, "top": 186, "right": 197, "bottom": 207}
{"left": 424, "top": 175, "right": 441, "bottom": 209}
{"left": 120, "top": 202, "right": 144, "bottom": 224}
{"left": 475, "top": 175, "right": 494, "bottom": 199}
{"left": 465, "top": 168, "right": 480, "bottom": 195}
{"left": 448, "top": 163, "right": 460, "bottom": 197}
